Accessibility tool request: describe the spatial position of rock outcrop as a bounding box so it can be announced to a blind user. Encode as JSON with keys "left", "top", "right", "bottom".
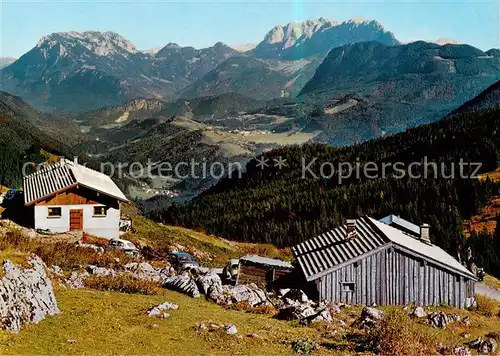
{"left": 163, "top": 274, "right": 201, "bottom": 298}
{"left": 0, "top": 256, "right": 59, "bottom": 333}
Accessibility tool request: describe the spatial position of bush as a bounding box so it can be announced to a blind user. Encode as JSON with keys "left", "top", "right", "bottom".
{"left": 84, "top": 274, "right": 161, "bottom": 295}
{"left": 476, "top": 294, "right": 499, "bottom": 317}
{"left": 367, "top": 310, "right": 437, "bottom": 355}
{"left": 291, "top": 338, "right": 318, "bottom": 355}
{"left": 0, "top": 230, "right": 133, "bottom": 269}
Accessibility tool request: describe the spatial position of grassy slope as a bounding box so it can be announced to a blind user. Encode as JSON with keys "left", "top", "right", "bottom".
{"left": 126, "top": 214, "right": 292, "bottom": 267}
{"left": 1, "top": 287, "right": 499, "bottom": 355}
{"left": 0, "top": 288, "right": 315, "bottom": 355}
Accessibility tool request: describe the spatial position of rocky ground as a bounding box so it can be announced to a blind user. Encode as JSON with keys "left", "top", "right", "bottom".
{"left": 1, "top": 218, "right": 499, "bottom": 354}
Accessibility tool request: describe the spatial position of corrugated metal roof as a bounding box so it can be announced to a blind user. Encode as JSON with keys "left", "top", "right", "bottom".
{"left": 293, "top": 216, "right": 476, "bottom": 281}
{"left": 379, "top": 214, "right": 420, "bottom": 236}
{"left": 23, "top": 161, "right": 77, "bottom": 205}
{"left": 23, "top": 159, "right": 128, "bottom": 205}
{"left": 240, "top": 255, "right": 293, "bottom": 269}
{"left": 292, "top": 216, "right": 389, "bottom": 281}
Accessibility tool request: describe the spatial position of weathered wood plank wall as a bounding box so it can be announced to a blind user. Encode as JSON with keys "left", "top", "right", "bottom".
{"left": 317, "top": 248, "right": 473, "bottom": 308}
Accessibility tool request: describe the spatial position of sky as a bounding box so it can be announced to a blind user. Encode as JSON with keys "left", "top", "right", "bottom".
{"left": 1, "top": 0, "right": 499, "bottom": 58}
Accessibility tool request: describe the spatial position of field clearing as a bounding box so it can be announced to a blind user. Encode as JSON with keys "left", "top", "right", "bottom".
{"left": 325, "top": 99, "right": 358, "bottom": 115}
{"left": 244, "top": 130, "right": 320, "bottom": 144}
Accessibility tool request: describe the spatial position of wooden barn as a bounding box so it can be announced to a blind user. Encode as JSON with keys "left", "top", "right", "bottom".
{"left": 236, "top": 255, "right": 293, "bottom": 289}
{"left": 292, "top": 216, "right": 476, "bottom": 308}
{"left": 23, "top": 158, "right": 129, "bottom": 239}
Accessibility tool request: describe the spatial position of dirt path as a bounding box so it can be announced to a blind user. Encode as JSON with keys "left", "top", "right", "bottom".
{"left": 476, "top": 282, "right": 500, "bottom": 301}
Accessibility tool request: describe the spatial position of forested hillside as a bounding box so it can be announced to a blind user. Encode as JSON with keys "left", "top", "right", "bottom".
{"left": 0, "top": 93, "right": 73, "bottom": 188}
{"left": 153, "top": 107, "right": 500, "bottom": 274}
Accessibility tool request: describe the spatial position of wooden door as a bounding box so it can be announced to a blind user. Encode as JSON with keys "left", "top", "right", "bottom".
{"left": 69, "top": 209, "right": 83, "bottom": 231}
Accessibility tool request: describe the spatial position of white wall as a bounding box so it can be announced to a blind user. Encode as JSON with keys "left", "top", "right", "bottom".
{"left": 34, "top": 204, "right": 120, "bottom": 239}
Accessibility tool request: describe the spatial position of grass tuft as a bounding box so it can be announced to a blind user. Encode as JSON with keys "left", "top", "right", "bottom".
{"left": 476, "top": 294, "right": 500, "bottom": 317}
{"left": 84, "top": 274, "right": 161, "bottom": 295}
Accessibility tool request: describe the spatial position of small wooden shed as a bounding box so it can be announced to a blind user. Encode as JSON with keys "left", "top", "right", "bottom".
{"left": 236, "top": 255, "right": 293, "bottom": 288}
{"left": 292, "top": 216, "right": 477, "bottom": 308}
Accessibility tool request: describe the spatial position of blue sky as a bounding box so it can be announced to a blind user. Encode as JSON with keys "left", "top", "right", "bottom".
{"left": 1, "top": 0, "right": 499, "bottom": 57}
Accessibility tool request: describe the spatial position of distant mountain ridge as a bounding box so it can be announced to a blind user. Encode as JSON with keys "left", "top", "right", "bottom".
{"left": 0, "top": 32, "right": 239, "bottom": 113}
{"left": 296, "top": 41, "right": 500, "bottom": 145}
{"left": 250, "top": 18, "right": 400, "bottom": 60}
{"left": 0, "top": 19, "right": 402, "bottom": 113}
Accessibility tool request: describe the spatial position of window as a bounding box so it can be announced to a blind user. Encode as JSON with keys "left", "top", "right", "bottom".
{"left": 47, "top": 207, "right": 62, "bottom": 218}
{"left": 341, "top": 282, "right": 355, "bottom": 292}
{"left": 93, "top": 206, "right": 107, "bottom": 217}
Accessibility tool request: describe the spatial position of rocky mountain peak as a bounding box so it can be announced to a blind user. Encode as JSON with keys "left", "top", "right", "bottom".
{"left": 36, "top": 30, "right": 138, "bottom": 57}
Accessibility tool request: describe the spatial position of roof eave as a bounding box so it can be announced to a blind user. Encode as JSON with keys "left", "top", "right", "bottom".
{"left": 24, "top": 183, "right": 78, "bottom": 206}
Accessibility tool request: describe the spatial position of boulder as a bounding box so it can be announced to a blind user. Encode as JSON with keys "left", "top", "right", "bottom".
{"left": 471, "top": 337, "right": 498, "bottom": 354}
{"left": 410, "top": 306, "right": 426, "bottom": 318}
{"left": 192, "top": 268, "right": 223, "bottom": 296}
{"left": 0, "top": 256, "right": 60, "bottom": 333}
{"left": 125, "top": 262, "right": 170, "bottom": 283}
{"left": 462, "top": 316, "right": 471, "bottom": 327}
{"left": 66, "top": 271, "right": 89, "bottom": 289}
{"left": 221, "top": 283, "right": 267, "bottom": 307}
{"left": 225, "top": 324, "right": 238, "bottom": 335}
{"left": 426, "top": 311, "right": 461, "bottom": 329}
{"left": 282, "top": 289, "right": 309, "bottom": 304}
{"left": 276, "top": 304, "right": 317, "bottom": 321}
{"left": 356, "top": 307, "right": 384, "bottom": 328}
{"left": 163, "top": 274, "right": 200, "bottom": 298}
{"left": 50, "top": 265, "right": 64, "bottom": 276}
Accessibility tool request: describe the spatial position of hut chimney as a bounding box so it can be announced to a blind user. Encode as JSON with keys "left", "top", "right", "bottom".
{"left": 420, "top": 223, "right": 431, "bottom": 244}
{"left": 346, "top": 219, "right": 357, "bottom": 239}
{"left": 73, "top": 156, "right": 79, "bottom": 165}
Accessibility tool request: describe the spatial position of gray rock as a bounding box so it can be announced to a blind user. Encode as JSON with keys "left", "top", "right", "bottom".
{"left": 426, "top": 311, "right": 461, "bottom": 329}
{"left": 156, "top": 301, "right": 179, "bottom": 310}
{"left": 127, "top": 262, "right": 170, "bottom": 283}
{"left": 410, "top": 306, "right": 426, "bottom": 318}
{"left": 163, "top": 274, "right": 200, "bottom": 298}
{"left": 453, "top": 346, "right": 471, "bottom": 356}
{"left": 356, "top": 307, "right": 384, "bottom": 328}
{"left": 282, "top": 289, "right": 309, "bottom": 304}
{"left": 191, "top": 268, "right": 223, "bottom": 297}
{"left": 362, "top": 306, "right": 384, "bottom": 320}
{"left": 50, "top": 265, "right": 64, "bottom": 276}
{"left": 221, "top": 283, "right": 267, "bottom": 306}
{"left": 478, "top": 338, "right": 498, "bottom": 354}
{"left": 276, "top": 304, "right": 317, "bottom": 321}
{"left": 225, "top": 324, "right": 238, "bottom": 335}
{"left": 461, "top": 316, "right": 471, "bottom": 327}
{"left": 0, "top": 256, "right": 60, "bottom": 333}
{"left": 66, "top": 271, "right": 89, "bottom": 289}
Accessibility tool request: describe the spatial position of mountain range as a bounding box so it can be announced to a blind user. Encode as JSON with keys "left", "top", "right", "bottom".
{"left": 0, "top": 18, "right": 404, "bottom": 113}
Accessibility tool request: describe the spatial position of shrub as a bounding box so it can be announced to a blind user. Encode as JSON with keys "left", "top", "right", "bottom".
{"left": 476, "top": 294, "right": 499, "bottom": 317}
{"left": 84, "top": 274, "right": 161, "bottom": 295}
{"left": 291, "top": 338, "right": 318, "bottom": 355}
{"left": 249, "top": 304, "right": 277, "bottom": 315}
{"left": 367, "top": 310, "right": 437, "bottom": 355}
{"left": 0, "top": 230, "right": 133, "bottom": 269}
